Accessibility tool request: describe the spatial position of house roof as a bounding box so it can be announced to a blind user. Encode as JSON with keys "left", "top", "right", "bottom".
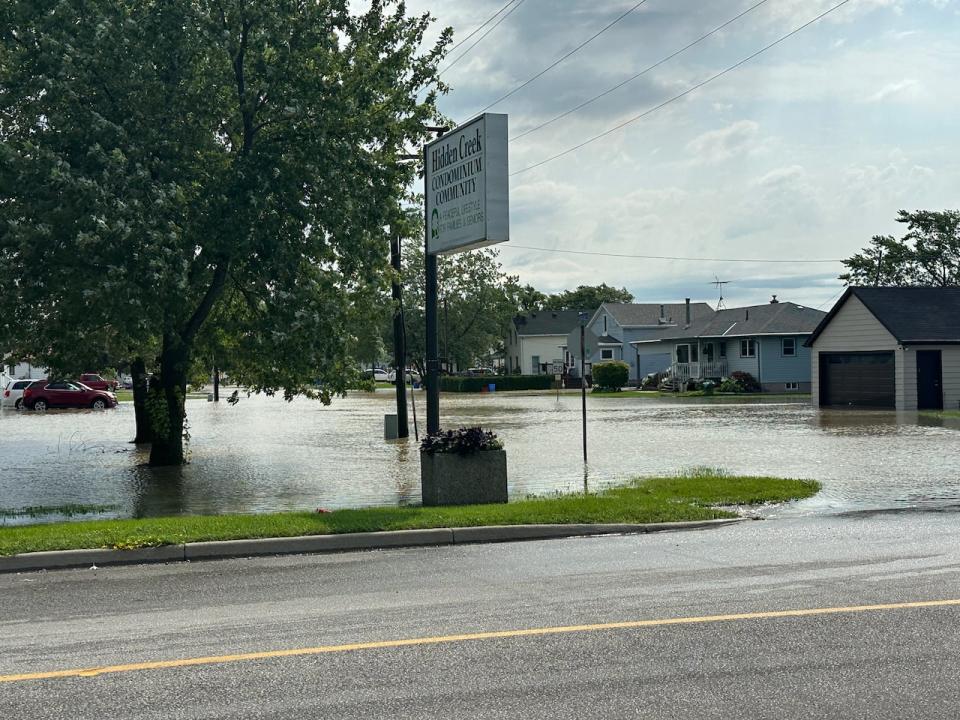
{"left": 806, "top": 287, "right": 960, "bottom": 346}
{"left": 600, "top": 302, "right": 714, "bottom": 327}
{"left": 512, "top": 309, "right": 593, "bottom": 336}
{"left": 631, "top": 301, "right": 826, "bottom": 343}
{"left": 597, "top": 334, "right": 621, "bottom": 344}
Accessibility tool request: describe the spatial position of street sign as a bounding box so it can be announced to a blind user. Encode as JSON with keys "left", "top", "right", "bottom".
{"left": 550, "top": 359, "right": 564, "bottom": 375}
{"left": 425, "top": 113, "right": 509, "bottom": 255}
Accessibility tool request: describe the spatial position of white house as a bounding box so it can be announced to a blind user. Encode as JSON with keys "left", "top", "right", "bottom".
{"left": 807, "top": 287, "right": 960, "bottom": 410}
{"left": 1, "top": 357, "right": 48, "bottom": 389}
{"left": 506, "top": 309, "right": 588, "bottom": 375}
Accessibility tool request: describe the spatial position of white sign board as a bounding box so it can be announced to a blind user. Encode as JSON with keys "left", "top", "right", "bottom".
{"left": 425, "top": 113, "right": 509, "bottom": 255}
{"left": 551, "top": 360, "right": 564, "bottom": 375}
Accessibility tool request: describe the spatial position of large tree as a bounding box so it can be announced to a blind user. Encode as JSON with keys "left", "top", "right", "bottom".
{"left": 840, "top": 210, "right": 960, "bottom": 287}
{"left": 398, "top": 237, "right": 519, "bottom": 373}
{"left": 0, "top": 0, "right": 448, "bottom": 464}
{"left": 542, "top": 283, "right": 634, "bottom": 311}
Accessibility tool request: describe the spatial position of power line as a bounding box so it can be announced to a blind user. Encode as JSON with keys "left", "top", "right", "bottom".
{"left": 510, "top": 0, "right": 852, "bottom": 177}
{"left": 446, "top": 0, "right": 519, "bottom": 56}
{"left": 502, "top": 244, "right": 843, "bottom": 264}
{"left": 511, "top": 0, "right": 773, "bottom": 142}
{"left": 439, "top": 0, "right": 528, "bottom": 77}
{"left": 476, "top": 0, "right": 651, "bottom": 115}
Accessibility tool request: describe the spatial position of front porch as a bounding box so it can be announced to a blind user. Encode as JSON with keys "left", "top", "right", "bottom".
{"left": 671, "top": 360, "right": 729, "bottom": 382}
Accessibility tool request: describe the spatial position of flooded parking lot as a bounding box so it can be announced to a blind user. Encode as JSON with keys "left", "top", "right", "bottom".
{"left": 1, "top": 390, "right": 959, "bottom": 522}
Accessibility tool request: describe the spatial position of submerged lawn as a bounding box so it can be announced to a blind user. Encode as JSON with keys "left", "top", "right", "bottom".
{"left": 0, "top": 474, "right": 820, "bottom": 556}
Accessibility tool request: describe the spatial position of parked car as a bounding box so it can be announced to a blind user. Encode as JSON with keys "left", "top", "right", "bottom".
{"left": 387, "top": 368, "right": 422, "bottom": 384}
{"left": 2, "top": 379, "right": 41, "bottom": 410}
{"left": 464, "top": 367, "right": 497, "bottom": 376}
{"left": 119, "top": 374, "right": 134, "bottom": 389}
{"left": 22, "top": 380, "right": 117, "bottom": 411}
{"left": 363, "top": 368, "right": 390, "bottom": 382}
{"left": 79, "top": 373, "right": 119, "bottom": 391}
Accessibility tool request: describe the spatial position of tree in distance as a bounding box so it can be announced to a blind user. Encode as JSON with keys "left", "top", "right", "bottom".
{"left": 840, "top": 210, "right": 960, "bottom": 287}
{"left": 0, "top": 0, "right": 450, "bottom": 465}
{"left": 541, "top": 284, "right": 634, "bottom": 311}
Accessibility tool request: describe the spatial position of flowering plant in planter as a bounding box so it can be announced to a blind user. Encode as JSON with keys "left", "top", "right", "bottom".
{"left": 420, "top": 427, "right": 503, "bottom": 456}
{"left": 419, "top": 427, "right": 507, "bottom": 506}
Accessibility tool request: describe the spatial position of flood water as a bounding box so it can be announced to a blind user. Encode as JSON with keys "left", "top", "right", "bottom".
{"left": 1, "top": 390, "right": 959, "bottom": 523}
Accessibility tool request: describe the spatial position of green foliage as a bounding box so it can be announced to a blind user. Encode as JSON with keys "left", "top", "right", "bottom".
{"left": 440, "top": 375, "right": 551, "bottom": 392}
{"left": 840, "top": 209, "right": 960, "bottom": 286}
{"left": 420, "top": 427, "right": 502, "bottom": 455}
{"left": 0, "top": 0, "right": 449, "bottom": 463}
{"left": 541, "top": 284, "right": 634, "bottom": 311}
{"left": 400, "top": 240, "right": 521, "bottom": 372}
{"left": 592, "top": 361, "right": 629, "bottom": 391}
{"left": 0, "top": 475, "right": 820, "bottom": 555}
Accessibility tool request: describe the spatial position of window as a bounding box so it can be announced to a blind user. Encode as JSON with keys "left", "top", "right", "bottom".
{"left": 601, "top": 349, "right": 613, "bottom": 360}
{"left": 531, "top": 355, "right": 540, "bottom": 374}
{"left": 603, "top": 316, "right": 607, "bottom": 333}
{"left": 676, "top": 345, "right": 690, "bottom": 363}
{"left": 784, "top": 382, "right": 799, "bottom": 391}
{"left": 719, "top": 342, "right": 726, "bottom": 358}
{"left": 740, "top": 339, "right": 756, "bottom": 358}
{"left": 782, "top": 338, "right": 796, "bottom": 357}
{"left": 703, "top": 343, "right": 714, "bottom": 362}
{"left": 691, "top": 344, "right": 699, "bottom": 362}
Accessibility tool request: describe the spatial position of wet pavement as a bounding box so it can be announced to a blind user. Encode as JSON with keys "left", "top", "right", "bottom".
{"left": 1, "top": 390, "right": 959, "bottom": 521}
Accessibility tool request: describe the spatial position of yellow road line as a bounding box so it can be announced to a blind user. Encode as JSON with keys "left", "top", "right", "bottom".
{"left": 3, "top": 598, "right": 959, "bottom": 684}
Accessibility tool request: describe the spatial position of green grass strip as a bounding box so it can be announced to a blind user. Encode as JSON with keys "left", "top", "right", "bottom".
{"left": 0, "top": 474, "right": 820, "bottom": 556}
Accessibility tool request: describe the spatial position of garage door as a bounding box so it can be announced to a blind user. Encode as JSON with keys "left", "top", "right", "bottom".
{"left": 819, "top": 352, "right": 895, "bottom": 408}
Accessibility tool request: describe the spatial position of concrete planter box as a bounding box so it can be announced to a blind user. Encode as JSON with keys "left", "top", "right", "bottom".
{"left": 420, "top": 449, "right": 508, "bottom": 506}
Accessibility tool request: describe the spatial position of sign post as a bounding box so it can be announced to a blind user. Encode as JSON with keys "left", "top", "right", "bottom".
{"left": 423, "top": 114, "right": 509, "bottom": 435}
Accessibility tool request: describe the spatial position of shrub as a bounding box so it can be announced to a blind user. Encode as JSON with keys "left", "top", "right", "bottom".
{"left": 718, "top": 379, "right": 741, "bottom": 393}
{"left": 420, "top": 427, "right": 503, "bottom": 456}
{"left": 439, "top": 375, "right": 551, "bottom": 392}
{"left": 730, "top": 371, "right": 760, "bottom": 392}
{"left": 592, "top": 361, "right": 629, "bottom": 391}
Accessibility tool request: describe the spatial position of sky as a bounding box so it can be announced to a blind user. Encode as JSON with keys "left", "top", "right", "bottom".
{"left": 401, "top": 0, "right": 960, "bottom": 309}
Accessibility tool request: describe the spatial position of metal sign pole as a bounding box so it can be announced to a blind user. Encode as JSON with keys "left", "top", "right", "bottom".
{"left": 580, "top": 323, "right": 587, "bottom": 464}
{"left": 391, "top": 231, "right": 409, "bottom": 438}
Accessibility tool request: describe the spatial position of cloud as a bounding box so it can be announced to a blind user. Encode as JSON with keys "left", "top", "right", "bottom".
{"left": 685, "top": 120, "right": 759, "bottom": 164}
{"left": 865, "top": 79, "right": 919, "bottom": 103}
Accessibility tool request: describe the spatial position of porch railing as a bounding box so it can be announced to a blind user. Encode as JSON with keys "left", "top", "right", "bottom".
{"left": 671, "top": 360, "right": 728, "bottom": 382}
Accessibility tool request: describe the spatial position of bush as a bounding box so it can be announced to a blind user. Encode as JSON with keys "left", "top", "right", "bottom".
{"left": 718, "top": 379, "right": 741, "bottom": 393}
{"left": 439, "top": 374, "right": 552, "bottom": 392}
{"left": 730, "top": 371, "right": 760, "bottom": 392}
{"left": 592, "top": 361, "right": 629, "bottom": 391}
{"left": 420, "top": 427, "right": 502, "bottom": 456}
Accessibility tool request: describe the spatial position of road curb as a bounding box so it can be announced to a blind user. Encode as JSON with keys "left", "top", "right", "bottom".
{"left": 0, "top": 518, "right": 745, "bottom": 574}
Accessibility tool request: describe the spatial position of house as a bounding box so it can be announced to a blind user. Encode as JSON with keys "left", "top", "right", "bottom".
{"left": 632, "top": 299, "right": 826, "bottom": 392}
{"left": 806, "top": 287, "right": 960, "bottom": 410}
{"left": 566, "top": 300, "right": 715, "bottom": 382}
{"left": 506, "top": 309, "right": 592, "bottom": 375}
{"left": 1, "top": 357, "right": 48, "bottom": 389}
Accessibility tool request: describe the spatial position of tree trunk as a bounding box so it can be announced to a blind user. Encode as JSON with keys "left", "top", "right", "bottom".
{"left": 149, "top": 336, "right": 190, "bottom": 466}
{"left": 131, "top": 356, "right": 152, "bottom": 444}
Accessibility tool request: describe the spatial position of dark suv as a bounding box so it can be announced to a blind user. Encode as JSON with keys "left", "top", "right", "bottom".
{"left": 22, "top": 380, "right": 118, "bottom": 411}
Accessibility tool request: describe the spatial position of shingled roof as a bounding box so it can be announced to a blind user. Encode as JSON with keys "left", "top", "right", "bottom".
{"left": 632, "top": 301, "right": 826, "bottom": 343}
{"left": 807, "top": 287, "right": 960, "bottom": 345}
{"left": 602, "top": 302, "right": 713, "bottom": 327}
{"left": 512, "top": 309, "right": 593, "bottom": 336}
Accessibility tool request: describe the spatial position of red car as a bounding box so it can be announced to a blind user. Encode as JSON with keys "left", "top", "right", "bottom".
{"left": 79, "top": 373, "right": 119, "bottom": 391}
{"left": 22, "top": 380, "right": 117, "bottom": 411}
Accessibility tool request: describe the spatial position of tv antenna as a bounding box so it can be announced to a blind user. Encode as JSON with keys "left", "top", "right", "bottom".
{"left": 710, "top": 276, "right": 731, "bottom": 309}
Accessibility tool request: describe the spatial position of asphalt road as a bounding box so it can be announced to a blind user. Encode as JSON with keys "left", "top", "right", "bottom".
{"left": 2, "top": 510, "right": 960, "bottom": 719}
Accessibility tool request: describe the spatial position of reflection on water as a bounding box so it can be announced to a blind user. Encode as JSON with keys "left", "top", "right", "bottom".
{"left": 1, "top": 391, "right": 959, "bottom": 522}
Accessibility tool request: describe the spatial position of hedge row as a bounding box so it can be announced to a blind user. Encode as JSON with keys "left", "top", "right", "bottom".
{"left": 439, "top": 375, "right": 553, "bottom": 392}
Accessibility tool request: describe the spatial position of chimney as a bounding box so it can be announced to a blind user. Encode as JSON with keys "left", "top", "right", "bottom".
{"left": 685, "top": 298, "right": 691, "bottom": 327}
{"left": 658, "top": 304, "right": 665, "bottom": 324}
{"left": 745, "top": 309, "right": 750, "bottom": 321}
{"left": 770, "top": 294, "right": 779, "bottom": 304}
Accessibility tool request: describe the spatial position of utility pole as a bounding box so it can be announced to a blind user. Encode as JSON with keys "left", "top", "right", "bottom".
{"left": 390, "top": 229, "right": 408, "bottom": 438}
{"left": 424, "top": 126, "right": 448, "bottom": 435}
